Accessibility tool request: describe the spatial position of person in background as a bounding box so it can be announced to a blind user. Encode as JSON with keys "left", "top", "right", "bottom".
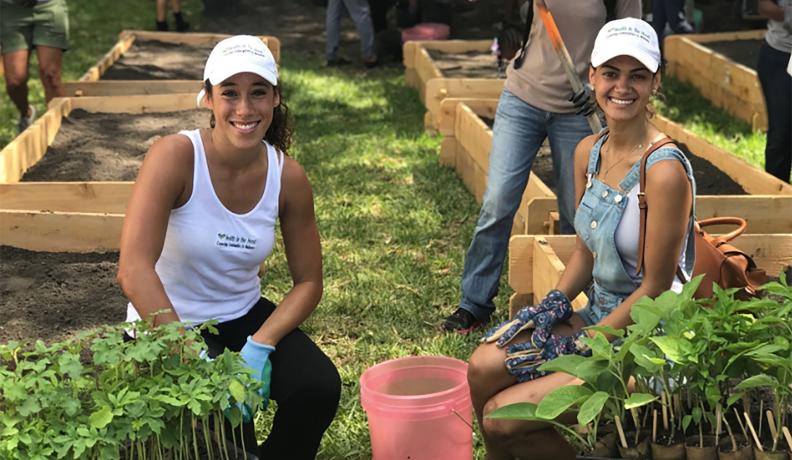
{"left": 0, "top": 0, "right": 68, "bottom": 135}
{"left": 467, "top": 18, "right": 696, "bottom": 459}
{"left": 326, "top": 0, "right": 379, "bottom": 67}
{"left": 650, "top": 0, "right": 694, "bottom": 45}
{"left": 442, "top": 0, "right": 641, "bottom": 334}
{"left": 117, "top": 35, "right": 341, "bottom": 459}
{"left": 155, "top": 0, "right": 190, "bottom": 32}
{"left": 757, "top": 0, "right": 791, "bottom": 183}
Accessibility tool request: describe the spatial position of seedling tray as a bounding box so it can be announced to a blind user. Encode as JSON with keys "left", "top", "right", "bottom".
{"left": 664, "top": 30, "right": 766, "bottom": 130}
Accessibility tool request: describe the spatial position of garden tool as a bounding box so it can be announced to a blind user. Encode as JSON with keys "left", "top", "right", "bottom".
{"left": 535, "top": 0, "right": 603, "bottom": 133}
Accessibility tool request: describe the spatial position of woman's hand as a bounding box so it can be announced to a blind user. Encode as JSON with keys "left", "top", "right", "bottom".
{"left": 482, "top": 289, "right": 574, "bottom": 347}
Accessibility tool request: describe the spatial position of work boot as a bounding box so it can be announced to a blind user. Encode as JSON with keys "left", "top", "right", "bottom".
{"left": 441, "top": 308, "right": 487, "bottom": 335}
{"left": 155, "top": 20, "right": 168, "bottom": 31}
{"left": 16, "top": 106, "right": 36, "bottom": 135}
{"left": 173, "top": 12, "right": 190, "bottom": 32}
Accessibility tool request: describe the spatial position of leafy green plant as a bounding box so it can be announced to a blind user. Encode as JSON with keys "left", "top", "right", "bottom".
{"left": 0, "top": 321, "right": 260, "bottom": 459}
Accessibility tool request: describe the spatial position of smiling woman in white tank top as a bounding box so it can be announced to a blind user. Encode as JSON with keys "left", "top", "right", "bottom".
{"left": 116, "top": 35, "right": 340, "bottom": 459}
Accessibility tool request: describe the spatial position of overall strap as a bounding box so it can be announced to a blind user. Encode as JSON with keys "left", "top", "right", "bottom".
{"left": 586, "top": 128, "right": 611, "bottom": 175}
{"left": 635, "top": 137, "right": 680, "bottom": 277}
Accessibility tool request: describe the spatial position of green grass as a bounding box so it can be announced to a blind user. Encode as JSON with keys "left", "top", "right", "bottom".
{"left": 255, "top": 58, "right": 503, "bottom": 457}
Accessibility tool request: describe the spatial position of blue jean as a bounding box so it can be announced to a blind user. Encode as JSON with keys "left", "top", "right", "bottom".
{"left": 325, "top": 0, "right": 376, "bottom": 61}
{"left": 459, "top": 89, "right": 592, "bottom": 320}
{"left": 757, "top": 42, "right": 791, "bottom": 183}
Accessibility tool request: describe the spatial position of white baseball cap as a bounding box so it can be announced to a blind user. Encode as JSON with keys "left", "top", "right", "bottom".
{"left": 196, "top": 35, "right": 278, "bottom": 106}
{"left": 590, "top": 18, "right": 661, "bottom": 73}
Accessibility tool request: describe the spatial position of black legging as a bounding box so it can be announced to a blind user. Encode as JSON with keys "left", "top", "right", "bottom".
{"left": 202, "top": 297, "right": 341, "bottom": 459}
{"left": 757, "top": 41, "right": 792, "bottom": 183}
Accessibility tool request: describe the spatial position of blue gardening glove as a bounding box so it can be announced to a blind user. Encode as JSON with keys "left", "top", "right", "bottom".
{"left": 503, "top": 330, "right": 590, "bottom": 382}
{"left": 483, "top": 289, "right": 573, "bottom": 348}
{"left": 569, "top": 86, "right": 596, "bottom": 117}
{"left": 238, "top": 336, "right": 275, "bottom": 418}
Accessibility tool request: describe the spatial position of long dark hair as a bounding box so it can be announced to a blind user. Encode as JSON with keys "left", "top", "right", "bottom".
{"left": 205, "top": 80, "right": 293, "bottom": 154}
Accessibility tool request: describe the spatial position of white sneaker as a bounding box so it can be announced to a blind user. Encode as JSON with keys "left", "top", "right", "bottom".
{"left": 17, "top": 106, "right": 37, "bottom": 134}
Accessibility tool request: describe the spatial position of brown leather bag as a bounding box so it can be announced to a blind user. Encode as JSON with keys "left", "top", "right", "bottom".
{"left": 635, "top": 138, "right": 768, "bottom": 299}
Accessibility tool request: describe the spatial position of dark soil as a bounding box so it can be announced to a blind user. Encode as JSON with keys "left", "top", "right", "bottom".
{"left": 476, "top": 115, "right": 747, "bottom": 195}
{"left": 0, "top": 246, "right": 125, "bottom": 344}
{"left": 704, "top": 39, "right": 763, "bottom": 71}
{"left": 100, "top": 39, "right": 215, "bottom": 80}
{"left": 427, "top": 49, "right": 501, "bottom": 79}
{"left": 20, "top": 109, "right": 208, "bottom": 181}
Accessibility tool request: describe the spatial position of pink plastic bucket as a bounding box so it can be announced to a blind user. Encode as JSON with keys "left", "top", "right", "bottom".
{"left": 401, "top": 23, "right": 451, "bottom": 43}
{"left": 360, "top": 355, "right": 473, "bottom": 460}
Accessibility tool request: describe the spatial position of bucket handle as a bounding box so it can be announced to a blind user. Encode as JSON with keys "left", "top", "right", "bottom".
{"left": 450, "top": 407, "right": 474, "bottom": 430}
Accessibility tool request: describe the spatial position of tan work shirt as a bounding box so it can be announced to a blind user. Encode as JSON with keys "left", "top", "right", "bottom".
{"left": 504, "top": 0, "right": 643, "bottom": 113}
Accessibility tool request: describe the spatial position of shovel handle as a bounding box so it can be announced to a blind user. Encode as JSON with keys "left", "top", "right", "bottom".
{"left": 535, "top": 0, "right": 602, "bottom": 134}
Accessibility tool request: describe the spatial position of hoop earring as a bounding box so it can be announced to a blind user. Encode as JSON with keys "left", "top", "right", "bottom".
{"left": 210, "top": 113, "right": 216, "bottom": 128}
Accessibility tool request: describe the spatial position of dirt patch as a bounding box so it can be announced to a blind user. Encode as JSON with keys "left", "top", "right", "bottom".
{"left": 477, "top": 115, "right": 746, "bottom": 195}
{"left": 704, "top": 39, "right": 763, "bottom": 71}
{"left": 21, "top": 109, "right": 208, "bottom": 181}
{"left": 101, "top": 39, "right": 215, "bottom": 80}
{"left": 0, "top": 247, "right": 125, "bottom": 344}
{"left": 427, "top": 49, "right": 501, "bottom": 79}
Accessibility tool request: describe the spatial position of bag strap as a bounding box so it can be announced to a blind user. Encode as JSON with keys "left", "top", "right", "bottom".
{"left": 635, "top": 136, "right": 678, "bottom": 277}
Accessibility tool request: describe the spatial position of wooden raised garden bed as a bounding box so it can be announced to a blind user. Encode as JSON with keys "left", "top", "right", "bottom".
{"left": 437, "top": 97, "right": 792, "bottom": 237}
{"left": 664, "top": 30, "right": 767, "bottom": 131}
{"left": 0, "top": 92, "right": 202, "bottom": 183}
{"left": 61, "top": 30, "right": 280, "bottom": 97}
{"left": 0, "top": 93, "right": 206, "bottom": 251}
{"left": 507, "top": 234, "right": 792, "bottom": 317}
{"left": 402, "top": 39, "right": 502, "bottom": 130}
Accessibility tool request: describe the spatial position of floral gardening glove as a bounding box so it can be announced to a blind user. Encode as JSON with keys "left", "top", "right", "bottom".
{"left": 238, "top": 336, "right": 275, "bottom": 420}
{"left": 483, "top": 289, "right": 573, "bottom": 348}
{"left": 503, "top": 330, "right": 589, "bottom": 383}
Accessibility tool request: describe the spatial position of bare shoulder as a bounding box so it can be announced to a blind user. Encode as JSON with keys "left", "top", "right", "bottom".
{"left": 574, "top": 133, "right": 602, "bottom": 163}
{"left": 281, "top": 155, "right": 310, "bottom": 188}
{"left": 645, "top": 155, "right": 690, "bottom": 197}
{"left": 145, "top": 133, "right": 193, "bottom": 165}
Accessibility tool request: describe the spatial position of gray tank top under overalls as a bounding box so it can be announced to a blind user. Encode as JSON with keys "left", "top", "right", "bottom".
{"left": 573, "top": 133, "right": 697, "bottom": 325}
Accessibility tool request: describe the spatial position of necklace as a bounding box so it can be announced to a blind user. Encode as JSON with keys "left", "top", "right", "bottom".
{"left": 599, "top": 139, "right": 645, "bottom": 180}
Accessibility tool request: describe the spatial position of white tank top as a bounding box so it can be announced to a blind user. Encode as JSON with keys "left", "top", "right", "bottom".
{"left": 126, "top": 129, "right": 283, "bottom": 325}
{"left": 615, "top": 184, "right": 688, "bottom": 293}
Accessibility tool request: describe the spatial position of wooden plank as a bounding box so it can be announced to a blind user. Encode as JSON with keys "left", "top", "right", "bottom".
{"left": 65, "top": 93, "right": 200, "bottom": 113}
{"left": 508, "top": 234, "right": 792, "bottom": 319}
{"left": 439, "top": 137, "right": 457, "bottom": 168}
{"left": 0, "top": 98, "right": 70, "bottom": 184}
{"left": 438, "top": 97, "right": 498, "bottom": 136}
{"left": 456, "top": 104, "right": 492, "bottom": 172}
{"left": 424, "top": 78, "right": 503, "bottom": 128}
{"left": 0, "top": 182, "right": 132, "bottom": 213}
{"left": 0, "top": 210, "right": 123, "bottom": 252}
{"left": 79, "top": 31, "right": 280, "bottom": 82}
{"left": 415, "top": 48, "right": 443, "bottom": 102}
{"left": 652, "top": 115, "right": 791, "bottom": 195}
{"left": 679, "top": 29, "right": 765, "bottom": 43}
{"left": 523, "top": 196, "right": 792, "bottom": 236}
{"left": 62, "top": 80, "right": 202, "bottom": 97}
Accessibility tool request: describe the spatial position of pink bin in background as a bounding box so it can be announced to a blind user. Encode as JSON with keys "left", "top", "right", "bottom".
{"left": 401, "top": 22, "right": 451, "bottom": 43}
{"left": 360, "top": 355, "right": 473, "bottom": 460}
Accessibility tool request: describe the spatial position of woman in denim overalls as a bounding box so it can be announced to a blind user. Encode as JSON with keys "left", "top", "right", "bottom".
{"left": 467, "top": 18, "right": 696, "bottom": 459}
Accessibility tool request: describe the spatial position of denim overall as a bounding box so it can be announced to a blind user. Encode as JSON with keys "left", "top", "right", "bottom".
{"left": 573, "top": 134, "right": 697, "bottom": 325}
